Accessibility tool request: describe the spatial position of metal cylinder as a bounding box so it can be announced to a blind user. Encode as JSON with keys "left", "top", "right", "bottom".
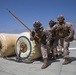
{"left": 15, "top": 32, "right": 42, "bottom": 60}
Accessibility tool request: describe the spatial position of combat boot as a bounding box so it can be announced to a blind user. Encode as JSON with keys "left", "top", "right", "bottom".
{"left": 62, "top": 58, "right": 69, "bottom": 65}
{"left": 41, "top": 58, "right": 48, "bottom": 69}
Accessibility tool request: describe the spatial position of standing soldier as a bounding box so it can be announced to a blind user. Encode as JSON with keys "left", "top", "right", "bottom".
{"left": 48, "top": 20, "right": 59, "bottom": 59}
{"left": 30, "top": 20, "right": 49, "bottom": 69}
{"left": 51, "top": 15, "right": 74, "bottom": 65}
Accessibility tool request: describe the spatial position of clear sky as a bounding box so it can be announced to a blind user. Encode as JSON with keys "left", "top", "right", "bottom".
{"left": 0, "top": 0, "right": 76, "bottom": 38}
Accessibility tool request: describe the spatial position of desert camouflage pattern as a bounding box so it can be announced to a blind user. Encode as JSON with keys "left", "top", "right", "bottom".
{"left": 51, "top": 22, "right": 74, "bottom": 58}
{"left": 30, "top": 27, "right": 49, "bottom": 59}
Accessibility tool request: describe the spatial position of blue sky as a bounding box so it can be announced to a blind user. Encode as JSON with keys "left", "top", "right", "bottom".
{"left": 0, "top": 0, "right": 76, "bottom": 38}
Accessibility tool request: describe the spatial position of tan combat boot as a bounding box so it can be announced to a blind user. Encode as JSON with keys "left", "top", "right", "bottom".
{"left": 62, "top": 58, "right": 69, "bottom": 65}
{"left": 41, "top": 58, "right": 48, "bottom": 69}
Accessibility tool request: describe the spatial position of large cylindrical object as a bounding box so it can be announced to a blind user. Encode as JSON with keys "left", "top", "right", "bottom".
{"left": 15, "top": 32, "right": 42, "bottom": 60}
{"left": 0, "top": 33, "right": 19, "bottom": 57}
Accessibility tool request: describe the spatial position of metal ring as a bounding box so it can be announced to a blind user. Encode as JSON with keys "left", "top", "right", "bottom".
{"left": 16, "top": 36, "right": 32, "bottom": 60}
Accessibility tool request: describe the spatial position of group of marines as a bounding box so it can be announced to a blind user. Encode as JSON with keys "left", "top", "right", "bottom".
{"left": 30, "top": 15, "right": 75, "bottom": 69}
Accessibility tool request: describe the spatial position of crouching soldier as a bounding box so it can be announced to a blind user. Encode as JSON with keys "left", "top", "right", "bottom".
{"left": 30, "top": 20, "right": 49, "bottom": 69}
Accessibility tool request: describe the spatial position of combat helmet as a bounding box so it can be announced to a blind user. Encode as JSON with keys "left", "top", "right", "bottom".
{"left": 33, "top": 20, "right": 42, "bottom": 27}
{"left": 49, "top": 20, "right": 56, "bottom": 27}
{"left": 57, "top": 15, "right": 65, "bottom": 21}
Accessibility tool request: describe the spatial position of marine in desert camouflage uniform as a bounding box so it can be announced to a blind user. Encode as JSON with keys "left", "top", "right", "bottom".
{"left": 48, "top": 20, "right": 59, "bottom": 59}
{"left": 30, "top": 20, "right": 49, "bottom": 69}
{"left": 51, "top": 15, "right": 75, "bottom": 65}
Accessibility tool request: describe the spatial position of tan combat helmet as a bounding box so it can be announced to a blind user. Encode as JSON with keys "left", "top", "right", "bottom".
{"left": 49, "top": 20, "right": 56, "bottom": 27}
{"left": 57, "top": 15, "right": 65, "bottom": 21}
{"left": 33, "top": 20, "right": 42, "bottom": 27}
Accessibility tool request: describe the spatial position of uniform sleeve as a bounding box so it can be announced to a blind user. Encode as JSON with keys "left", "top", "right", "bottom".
{"left": 46, "top": 25, "right": 57, "bottom": 41}
{"left": 45, "top": 30, "right": 52, "bottom": 42}
{"left": 50, "top": 24, "right": 57, "bottom": 32}
{"left": 68, "top": 23, "right": 75, "bottom": 38}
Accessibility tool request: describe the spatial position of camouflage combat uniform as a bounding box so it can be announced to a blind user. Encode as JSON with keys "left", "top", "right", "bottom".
{"left": 51, "top": 15, "right": 75, "bottom": 64}
{"left": 30, "top": 28, "right": 48, "bottom": 59}
{"left": 48, "top": 20, "right": 59, "bottom": 59}
{"left": 30, "top": 20, "right": 48, "bottom": 69}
